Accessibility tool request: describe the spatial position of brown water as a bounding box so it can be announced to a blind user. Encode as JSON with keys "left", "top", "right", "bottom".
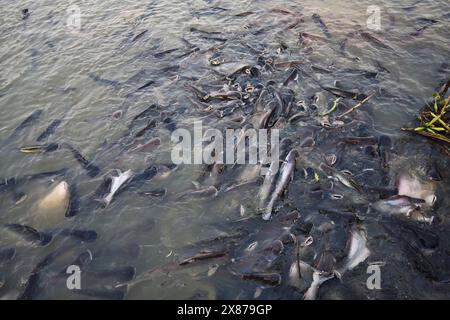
{"left": 0, "top": 0, "right": 449, "bottom": 299}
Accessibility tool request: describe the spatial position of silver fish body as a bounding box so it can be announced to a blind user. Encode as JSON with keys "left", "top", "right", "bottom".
{"left": 103, "top": 169, "right": 134, "bottom": 207}
{"left": 262, "top": 149, "right": 296, "bottom": 220}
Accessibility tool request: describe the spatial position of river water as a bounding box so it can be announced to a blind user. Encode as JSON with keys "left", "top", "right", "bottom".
{"left": 0, "top": 0, "right": 449, "bottom": 299}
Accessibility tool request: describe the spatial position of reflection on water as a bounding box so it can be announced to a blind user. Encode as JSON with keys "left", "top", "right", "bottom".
{"left": 0, "top": 0, "right": 449, "bottom": 299}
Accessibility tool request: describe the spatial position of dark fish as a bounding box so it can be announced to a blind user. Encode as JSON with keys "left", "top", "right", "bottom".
{"left": 359, "top": 31, "right": 394, "bottom": 50}
{"left": 179, "top": 249, "right": 227, "bottom": 266}
{"left": 36, "top": 119, "right": 62, "bottom": 142}
{"left": 235, "top": 11, "right": 256, "bottom": 17}
{"left": 311, "top": 65, "right": 333, "bottom": 74}
{"left": 283, "top": 68, "right": 299, "bottom": 87}
{"left": 134, "top": 119, "right": 157, "bottom": 138}
{"left": 0, "top": 247, "right": 16, "bottom": 265}
{"left": 0, "top": 168, "right": 68, "bottom": 194}
{"left": 311, "top": 13, "right": 331, "bottom": 38}
{"left": 72, "top": 288, "right": 126, "bottom": 300}
{"left": 61, "top": 142, "right": 101, "bottom": 177}
{"left": 130, "top": 165, "right": 158, "bottom": 185}
{"left": 378, "top": 135, "right": 392, "bottom": 168}
{"left": 9, "top": 109, "right": 43, "bottom": 139}
{"left": 153, "top": 48, "right": 180, "bottom": 58}
{"left": 18, "top": 249, "right": 65, "bottom": 300}
{"left": 175, "top": 47, "right": 200, "bottom": 59}
{"left": 285, "top": 17, "right": 304, "bottom": 30}
{"left": 236, "top": 272, "right": 281, "bottom": 286}
{"left": 321, "top": 86, "right": 367, "bottom": 100}
{"left": 199, "top": 35, "right": 227, "bottom": 43}
{"left": 139, "top": 188, "right": 167, "bottom": 197}
{"left": 88, "top": 73, "right": 119, "bottom": 87}
{"left": 299, "top": 32, "right": 327, "bottom": 42}
{"left": 275, "top": 60, "right": 304, "bottom": 69}
{"left": 86, "top": 266, "right": 136, "bottom": 282}
{"left": 180, "top": 37, "right": 196, "bottom": 48}
{"left": 136, "top": 80, "right": 154, "bottom": 91}
{"left": 56, "top": 229, "right": 98, "bottom": 243}
{"left": 128, "top": 104, "right": 159, "bottom": 129}
{"left": 131, "top": 30, "right": 148, "bottom": 42}
{"left": 22, "top": 8, "right": 30, "bottom": 20}
{"left": 2, "top": 224, "right": 52, "bottom": 246}
{"left": 341, "top": 68, "right": 378, "bottom": 79}
{"left": 189, "top": 27, "right": 222, "bottom": 35}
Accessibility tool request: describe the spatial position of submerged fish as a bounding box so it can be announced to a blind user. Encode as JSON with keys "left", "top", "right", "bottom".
{"left": 89, "top": 73, "right": 120, "bottom": 87}
{"left": 72, "top": 288, "right": 126, "bottom": 300}
{"left": 311, "top": 13, "right": 331, "bottom": 38}
{"left": 359, "top": 31, "right": 394, "bottom": 50}
{"left": 2, "top": 224, "right": 52, "bottom": 246}
{"left": 7, "top": 109, "right": 42, "bottom": 141}
{"left": 36, "top": 119, "right": 62, "bottom": 142}
{"left": 0, "top": 247, "right": 16, "bottom": 265}
{"left": 177, "top": 185, "right": 218, "bottom": 200}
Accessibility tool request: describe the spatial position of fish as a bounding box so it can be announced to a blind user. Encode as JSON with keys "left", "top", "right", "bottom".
{"left": 22, "top": 8, "right": 30, "bottom": 20}
{"left": 55, "top": 229, "right": 98, "bottom": 242}
{"left": 179, "top": 249, "right": 227, "bottom": 266}
{"left": 7, "top": 109, "right": 42, "bottom": 140}
{"left": 153, "top": 48, "right": 180, "bottom": 58}
{"left": 304, "top": 270, "right": 334, "bottom": 300}
{"left": 131, "top": 29, "right": 148, "bottom": 42}
{"left": 263, "top": 149, "right": 297, "bottom": 220}
{"left": 139, "top": 188, "right": 167, "bottom": 197}
{"left": 359, "top": 31, "right": 394, "bottom": 50}
{"left": 311, "top": 13, "right": 331, "bottom": 38}
{"left": 128, "top": 104, "right": 159, "bottom": 130}
{"left": 0, "top": 247, "right": 16, "bottom": 265}
{"left": 397, "top": 173, "right": 436, "bottom": 206}
{"left": 282, "top": 68, "right": 299, "bottom": 87}
{"left": 175, "top": 47, "right": 200, "bottom": 59}
{"left": 18, "top": 249, "right": 65, "bottom": 300}
{"left": 136, "top": 80, "right": 154, "bottom": 91}
{"left": 372, "top": 195, "right": 433, "bottom": 223}
{"left": 72, "top": 288, "right": 126, "bottom": 300}
{"left": 35, "top": 180, "right": 72, "bottom": 219}
{"left": 259, "top": 138, "right": 291, "bottom": 207}
{"left": 334, "top": 226, "right": 370, "bottom": 279}
{"left": 177, "top": 186, "right": 218, "bottom": 200}
{"left": 88, "top": 73, "right": 120, "bottom": 87}
{"left": 2, "top": 224, "right": 53, "bottom": 246}
{"left": 36, "top": 119, "right": 62, "bottom": 142}
{"left": 319, "top": 163, "right": 364, "bottom": 193}
{"left": 321, "top": 86, "right": 367, "bottom": 100}
{"left": 224, "top": 176, "right": 263, "bottom": 193}
{"left": 0, "top": 168, "right": 67, "bottom": 194}
{"left": 103, "top": 169, "right": 134, "bottom": 207}
{"left": 61, "top": 143, "right": 101, "bottom": 177}
{"left": 235, "top": 272, "right": 282, "bottom": 286}
{"left": 378, "top": 135, "right": 392, "bottom": 168}
{"left": 127, "top": 137, "right": 161, "bottom": 152}
{"left": 84, "top": 266, "right": 136, "bottom": 282}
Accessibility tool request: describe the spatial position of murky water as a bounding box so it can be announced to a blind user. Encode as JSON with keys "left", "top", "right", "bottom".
{"left": 0, "top": 0, "right": 449, "bottom": 299}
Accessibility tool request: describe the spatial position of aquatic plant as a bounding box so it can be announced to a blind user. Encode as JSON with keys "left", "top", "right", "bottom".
{"left": 402, "top": 85, "right": 450, "bottom": 151}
